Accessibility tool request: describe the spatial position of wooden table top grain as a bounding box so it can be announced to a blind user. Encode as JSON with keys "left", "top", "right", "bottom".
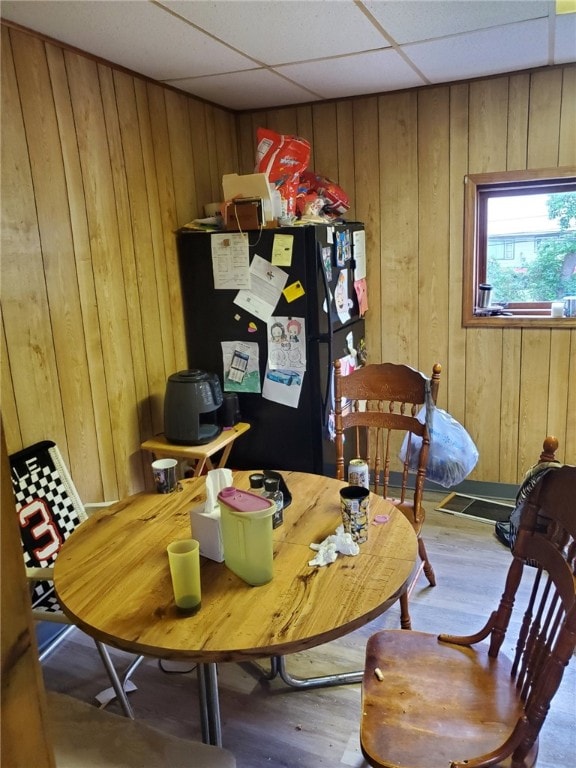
{"left": 54, "top": 471, "right": 417, "bottom": 664}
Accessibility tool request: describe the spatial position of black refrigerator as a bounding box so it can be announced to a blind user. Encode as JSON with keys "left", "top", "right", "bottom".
{"left": 176, "top": 222, "right": 366, "bottom": 475}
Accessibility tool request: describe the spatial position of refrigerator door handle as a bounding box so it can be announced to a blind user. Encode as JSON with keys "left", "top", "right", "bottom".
{"left": 322, "top": 336, "right": 333, "bottom": 429}
{"left": 317, "top": 241, "right": 331, "bottom": 338}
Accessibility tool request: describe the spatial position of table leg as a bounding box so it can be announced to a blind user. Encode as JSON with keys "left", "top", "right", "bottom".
{"left": 197, "top": 663, "right": 222, "bottom": 746}
{"left": 216, "top": 443, "right": 233, "bottom": 468}
{"left": 192, "top": 458, "right": 208, "bottom": 477}
{"left": 269, "top": 655, "right": 363, "bottom": 689}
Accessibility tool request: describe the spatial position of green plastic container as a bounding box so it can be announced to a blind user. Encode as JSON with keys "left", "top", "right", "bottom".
{"left": 218, "top": 487, "right": 275, "bottom": 585}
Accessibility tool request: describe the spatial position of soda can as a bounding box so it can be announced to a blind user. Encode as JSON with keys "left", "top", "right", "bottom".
{"left": 348, "top": 459, "right": 369, "bottom": 489}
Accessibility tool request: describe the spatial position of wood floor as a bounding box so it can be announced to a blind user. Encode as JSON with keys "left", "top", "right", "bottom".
{"left": 43, "top": 500, "right": 575, "bottom": 767}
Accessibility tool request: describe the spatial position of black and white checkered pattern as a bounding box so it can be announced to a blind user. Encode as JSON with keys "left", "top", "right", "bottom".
{"left": 10, "top": 441, "right": 85, "bottom": 613}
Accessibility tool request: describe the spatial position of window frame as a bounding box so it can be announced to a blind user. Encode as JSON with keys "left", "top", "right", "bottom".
{"left": 462, "top": 167, "right": 576, "bottom": 328}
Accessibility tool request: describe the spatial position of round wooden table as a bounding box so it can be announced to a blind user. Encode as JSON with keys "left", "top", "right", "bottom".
{"left": 54, "top": 471, "right": 417, "bottom": 745}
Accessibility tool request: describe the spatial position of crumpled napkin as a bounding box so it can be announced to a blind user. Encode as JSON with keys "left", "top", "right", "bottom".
{"left": 308, "top": 525, "right": 360, "bottom": 566}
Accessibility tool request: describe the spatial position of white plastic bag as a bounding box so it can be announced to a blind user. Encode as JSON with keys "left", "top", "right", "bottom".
{"left": 399, "top": 406, "right": 479, "bottom": 488}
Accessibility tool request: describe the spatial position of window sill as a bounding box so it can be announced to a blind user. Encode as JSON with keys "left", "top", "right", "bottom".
{"left": 463, "top": 315, "right": 576, "bottom": 329}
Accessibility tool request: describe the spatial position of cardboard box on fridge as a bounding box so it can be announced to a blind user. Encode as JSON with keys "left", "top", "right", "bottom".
{"left": 222, "top": 173, "right": 276, "bottom": 224}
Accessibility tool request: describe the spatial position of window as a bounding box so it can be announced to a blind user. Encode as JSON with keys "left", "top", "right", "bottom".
{"left": 463, "top": 168, "right": 576, "bottom": 327}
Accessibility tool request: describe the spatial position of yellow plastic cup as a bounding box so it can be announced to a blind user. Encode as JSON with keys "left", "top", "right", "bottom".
{"left": 167, "top": 539, "right": 201, "bottom": 613}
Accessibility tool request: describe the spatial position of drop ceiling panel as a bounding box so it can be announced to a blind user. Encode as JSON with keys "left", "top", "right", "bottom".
{"left": 166, "top": 68, "right": 321, "bottom": 111}
{"left": 278, "top": 48, "right": 426, "bottom": 99}
{"left": 162, "top": 0, "right": 388, "bottom": 64}
{"left": 363, "top": 0, "right": 550, "bottom": 44}
{"left": 1, "top": 0, "right": 574, "bottom": 111}
{"left": 404, "top": 19, "right": 550, "bottom": 82}
{"left": 555, "top": 13, "right": 576, "bottom": 61}
{"left": 0, "top": 0, "right": 256, "bottom": 79}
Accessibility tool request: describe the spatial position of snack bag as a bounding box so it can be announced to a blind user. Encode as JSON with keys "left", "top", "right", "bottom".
{"left": 255, "top": 128, "right": 310, "bottom": 218}
{"left": 300, "top": 170, "right": 350, "bottom": 215}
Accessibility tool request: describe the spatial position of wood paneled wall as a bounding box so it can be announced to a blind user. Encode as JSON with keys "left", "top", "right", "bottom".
{"left": 237, "top": 66, "right": 576, "bottom": 484}
{"left": 1, "top": 22, "right": 574, "bottom": 500}
{"left": 1, "top": 25, "right": 238, "bottom": 499}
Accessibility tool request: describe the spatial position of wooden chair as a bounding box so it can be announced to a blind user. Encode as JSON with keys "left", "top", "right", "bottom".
{"left": 334, "top": 359, "right": 442, "bottom": 629}
{"left": 360, "top": 461, "right": 576, "bottom": 768}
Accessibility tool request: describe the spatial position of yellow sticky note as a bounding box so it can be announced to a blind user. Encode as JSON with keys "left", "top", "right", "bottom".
{"left": 283, "top": 281, "right": 305, "bottom": 303}
{"left": 556, "top": 0, "right": 576, "bottom": 13}
{"left": 272, "top": 234, "right": 294, "bottom": 266}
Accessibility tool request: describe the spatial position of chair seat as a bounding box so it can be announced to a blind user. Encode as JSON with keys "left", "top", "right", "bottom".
{"left": 361, "top": 630, "right": 537, "bottom": 768}
{"left": 47, "top": 692, "right": 236, "bottom": 768}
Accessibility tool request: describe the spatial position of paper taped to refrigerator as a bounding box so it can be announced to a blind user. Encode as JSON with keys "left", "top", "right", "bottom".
{"left": 233, "top": 254, "right": 288, "bottom": 322}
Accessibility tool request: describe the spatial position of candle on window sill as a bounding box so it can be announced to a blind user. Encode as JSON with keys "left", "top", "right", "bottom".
{"left": 551, "top": 302, "right": 564, "bottom": 318}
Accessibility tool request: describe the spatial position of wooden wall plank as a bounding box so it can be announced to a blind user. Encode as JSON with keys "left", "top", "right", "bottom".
{"left": 377, "top": 91, "right": 418, "bottom": 365}
{"left": 506, "top": 73, "right": 530, "bottom": 171}
{"left": 466, "top": 78, "right": 510, "bottom": 480}
{"left": 46, "top": 43, "right": 117, "bottom": 499}
{"left": 165, "top": 89, "right": 197, "bottom": 227}
{"left": 12, "top": 33, "right": 102, "bottom": 496}
{"left": 500, "top": 329, "right": 522, "bottom": 482}
{"left": 235, "top": 113, "right": 257, "bottom": 176}
{"left": 546, "top": 331, "right": 571, "bottom": 456}
{"left": 336, "top": 101, "right": 356, "bottom": 223}
{"left": 527, "top": 69, "right": 563, "bottom": 168}
{"left": 144, "top": 79, "right": 181, "bottom": 444}
{"left": 446, "top": 83, "right": 469, "bottom": 419}
{"left": 0, "top": 315, "right": 20, "bottom": 450}
{"left": 417, "top": 87, "right": 450, "bottom": 379}
{"left": 559, "top": 67, "right": 576, "bottom": 166}
{"left": 65, "top": 50, "right": 140, "bottom": 498}
{"left": 353, "top": 97, "right": 380, "bottom": 365}
{"left": 213, "top": 105, "right": 239, "bottom": 188}
{"left": 565, "top": 332, "right": 576, "bottom": 465}
{"left": 311, "top": 102, "right": 338, "bottom": 182}
{"left": 517, "top": 331, "right": 551, "bottom": 474}
{"left": 188, "top": 102, "right": 213, "bottom": 219}
{"left": 148, "top": 84, "right": 189, "bottom": 376}
{"left": 102, "top": 68, "right": 152, "bottom": 462}
{"left": 468, "top": 77, "right": 509, "bottom": 173}
{"left": 296, "top": 106, "right": 314, "bottom": 157}
{"left": 1, "top": 29, "right": 66, "bottom": 454}
{"left": 204, "top": 106, "right": 222, "bottom": 204}
{"left": 264, "top": 108, "right": 298, "bottom": 138}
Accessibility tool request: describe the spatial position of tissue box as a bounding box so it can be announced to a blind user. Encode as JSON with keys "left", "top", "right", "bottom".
{"left": 190, "top": 505, "right": 225, "bottom": 562}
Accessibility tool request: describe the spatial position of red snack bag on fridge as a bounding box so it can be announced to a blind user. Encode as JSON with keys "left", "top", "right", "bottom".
{"left": 255, "top": 128, "right": 310, "bottom": 216}
{"left": 300, "top": 170, "right": 350, "bottom": 215}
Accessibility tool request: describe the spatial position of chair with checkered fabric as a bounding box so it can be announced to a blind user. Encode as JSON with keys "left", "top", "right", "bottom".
{"left": 10, "top": 439, "right": 141, "bottom": 718}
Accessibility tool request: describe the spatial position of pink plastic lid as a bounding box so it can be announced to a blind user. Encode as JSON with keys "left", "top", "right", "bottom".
{"left": 217, "top": 486, "right": 272, "bottom": 513}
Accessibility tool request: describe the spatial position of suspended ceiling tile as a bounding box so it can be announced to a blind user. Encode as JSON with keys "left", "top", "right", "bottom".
{"left": 165, "top": 68, "right": 322, "bottom": 111}
{"left": 277, "top": 49, "right": 427, "bottom": 100}
{"left": 1, "top": 0, "right": 256, "bottom": 79}
{"left": 555, "top": 13, "right": 576, "bottom": 62}
{"left": 404, "top": 19, "right": 550, "bottom": 82}
{"left": 161, "top": 0, "right": 388, "bottom": 64}
{"left": 363, "top": 0, "right": 550, "bottom": 44}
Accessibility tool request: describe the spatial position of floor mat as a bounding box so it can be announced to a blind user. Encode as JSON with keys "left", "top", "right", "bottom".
{"left": 436, "top": 493, "right": 514, "bottom": 524}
